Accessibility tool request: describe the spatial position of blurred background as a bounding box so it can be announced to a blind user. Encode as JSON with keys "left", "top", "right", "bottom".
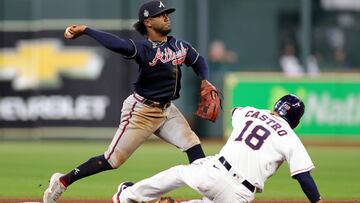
{"left": 1, "top": 0, "right": 360, "bottom": 140}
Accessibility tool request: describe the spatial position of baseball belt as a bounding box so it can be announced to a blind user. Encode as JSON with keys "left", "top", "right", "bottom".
{"left": 218, "top": 156, "right": 256, "bottom": 192}
{"left": 133, "top": 93, "right": 171, "bottom": 109}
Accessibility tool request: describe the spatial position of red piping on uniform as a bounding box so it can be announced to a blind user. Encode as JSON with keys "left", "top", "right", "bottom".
{"left": 106, "top": 101, "right": 137, "bottom": 160}
{"left": 133, "top": 93, "right": 145, "bottom": 102}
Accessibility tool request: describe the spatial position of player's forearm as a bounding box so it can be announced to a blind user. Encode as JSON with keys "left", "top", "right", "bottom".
{"left": 84, "top": 27, "right": 135, "bottom": 55}
{"left": 293, "top": 172, "right": 321, "bottom": 203}
{"left": 191, "top": 56, "right": 209, "bottom": 80}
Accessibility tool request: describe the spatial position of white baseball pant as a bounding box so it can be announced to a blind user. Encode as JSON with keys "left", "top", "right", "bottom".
{"left": 119, "top": 156, "right": 256, "bottom": 203}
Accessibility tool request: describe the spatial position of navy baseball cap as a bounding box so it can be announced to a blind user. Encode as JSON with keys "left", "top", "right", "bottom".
{"left": 138, "top": 0, "right": 175, "bottom": 22}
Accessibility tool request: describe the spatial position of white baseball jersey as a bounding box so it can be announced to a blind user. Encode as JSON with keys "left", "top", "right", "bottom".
{"left": 219, "top": 106, "right": 314, "bottom": 191}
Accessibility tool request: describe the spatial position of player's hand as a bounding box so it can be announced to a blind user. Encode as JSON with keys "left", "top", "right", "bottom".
{"left": 64, "top": 25, "right": 87, "bottom": 39}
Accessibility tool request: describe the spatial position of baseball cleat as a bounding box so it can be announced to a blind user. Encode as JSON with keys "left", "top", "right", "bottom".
{"left": 43, "top": 173, "right": 66, "bottom": 203}
{"left": 112, "top": 181, "right": 134, "bottom": 203}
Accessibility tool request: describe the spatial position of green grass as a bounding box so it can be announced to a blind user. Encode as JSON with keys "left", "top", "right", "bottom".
{"left": 0, "top": 141, "right": 359, "bottom": 200}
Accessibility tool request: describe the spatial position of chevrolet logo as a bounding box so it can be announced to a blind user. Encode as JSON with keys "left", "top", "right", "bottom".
{"left": 0, "top": 39, "right": 104, "bottom": 90}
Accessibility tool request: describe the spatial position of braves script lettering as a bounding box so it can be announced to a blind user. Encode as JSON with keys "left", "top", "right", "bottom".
{"left": 149, "top": 43, "right": 187, "bottom": 66}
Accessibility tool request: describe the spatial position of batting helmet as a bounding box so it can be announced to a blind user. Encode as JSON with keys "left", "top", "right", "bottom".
{"left": 273, "top": 94, "right": 305, "bottom": 129}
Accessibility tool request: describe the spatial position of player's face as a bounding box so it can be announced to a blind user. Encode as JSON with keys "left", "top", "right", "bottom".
{"left": 149, "top": 13, "right": 172, "bottom": 36}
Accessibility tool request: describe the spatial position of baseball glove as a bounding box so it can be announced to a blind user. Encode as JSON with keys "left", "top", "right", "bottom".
{"left": 195, "top": 80, "right": 222, "bottom": 122}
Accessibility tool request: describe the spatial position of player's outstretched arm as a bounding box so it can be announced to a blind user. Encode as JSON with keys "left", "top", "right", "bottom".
{"left": 67, "top": 26, "right": 135, "bottom": 56}
{"left": 293, "top": 171, "right": 322, "bottom": 203}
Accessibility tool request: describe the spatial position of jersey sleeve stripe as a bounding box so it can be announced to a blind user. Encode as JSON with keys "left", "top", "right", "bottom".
{"left": 188, "top": 52, "right": 200, "bottom": 66}
{"left": 123, "top": 39, "right": 137, "bottom": 59}
{"left": 291, "top": 165, "right": 315, "bottom": 176}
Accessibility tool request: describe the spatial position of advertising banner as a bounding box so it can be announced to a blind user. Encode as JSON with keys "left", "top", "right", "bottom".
{"left": 224, "top": 73, "right": 360, "bottom": 137}
{"left": 0, "top": 29, "right": 140, "bottom": 129}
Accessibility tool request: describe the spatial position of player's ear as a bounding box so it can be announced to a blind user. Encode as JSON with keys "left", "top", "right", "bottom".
{"left": 143, "top": 19, "right": 152, "bottom": 28}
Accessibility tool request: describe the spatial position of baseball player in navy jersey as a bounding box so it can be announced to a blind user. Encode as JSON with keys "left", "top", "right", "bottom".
{"left": 112, "top": 94, "right": 323, "bottom": 203}
{"left": 43, "top": 1, "right": 216, "bottom": 202}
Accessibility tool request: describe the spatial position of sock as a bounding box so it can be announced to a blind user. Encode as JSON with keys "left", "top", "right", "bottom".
{"left": 60, "top": 154, "right": 113, "bottom": 187}
{"left": 186, "top": 144, "right": 205, "bottom": 163}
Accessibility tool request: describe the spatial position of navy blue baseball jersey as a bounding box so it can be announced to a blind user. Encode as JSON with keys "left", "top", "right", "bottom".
{"left": 130, "top": 37, "right": 200, "bottom": 102}
{"left": 84, "top": 28, "right": 209, "bottom": 102}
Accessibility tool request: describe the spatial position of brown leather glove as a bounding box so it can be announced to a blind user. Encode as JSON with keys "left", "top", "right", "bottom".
{"left": 195, "top": 80, "right": 222, "bottom": 122}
